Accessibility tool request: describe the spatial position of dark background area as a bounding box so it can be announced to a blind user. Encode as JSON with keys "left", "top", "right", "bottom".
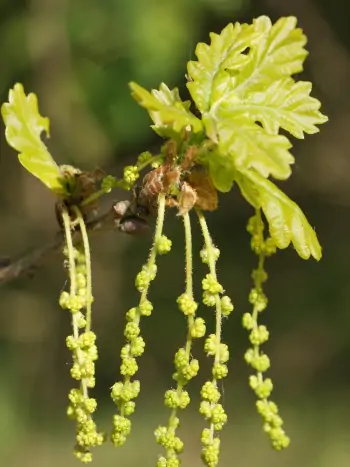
{"left": 1, "top": 0, "right": 350, "bottom": 466}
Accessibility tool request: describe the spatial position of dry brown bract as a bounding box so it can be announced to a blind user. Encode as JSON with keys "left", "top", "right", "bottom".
{"left": 137, "top": 142, "right": 218, "bottom": 216}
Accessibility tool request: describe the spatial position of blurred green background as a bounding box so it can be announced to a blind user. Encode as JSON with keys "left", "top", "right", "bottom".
{"left": 1, "top": 0, "right": 350, "bottom": 466}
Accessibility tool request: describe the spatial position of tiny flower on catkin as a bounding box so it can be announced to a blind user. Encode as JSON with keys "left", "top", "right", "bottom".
{"left": 101, "top": 175, "right": 117, "bottom": 193}
{"left": 157, "top": 235, "right": 172, "bottom": 254}
{"left": 177, "top": 293, "right": 198, "bottom": 315}
{"left": 155, "top": 425, "right": 184, "bottom": 454}
{"left": 221, "top": 295, "right": 234, "bottom": 316}
{"left": 191, "top": 317, "right": 206, "bottom": 338}
{"left": 202, "top": 273, "right": 223, "bottom": 295}
{"left": 200, "top": 246, "right": 220, "bottom": 264}
{"left": 244, "top": 211, "right": 290, "bottom": 450}
{"left": 137, "top": 151, "right": 153, "bottom": 166}
{"left": 139, "top": 299, "right": 153, "bottom": 316}
{"left": 164, "top": 389, "right": 191, "bottom": 409}
{"left": 123, "top": 165, "right": 139, "bottom": 187}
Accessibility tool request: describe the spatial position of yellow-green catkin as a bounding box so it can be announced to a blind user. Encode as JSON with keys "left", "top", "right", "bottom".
{"left": 111, "top": 193, "right": 170, "bottom": 447}
{"left": 155, "top": 212, "right": 205, "bottom": 467}
{"left": 59, "top": 207, "right": 104, "bottom": 463}
{"left": 197, "top": 211, "right": 234, "bottom": 467}
{"left": 244, "top": 210, "right": 290, "bottom": 450}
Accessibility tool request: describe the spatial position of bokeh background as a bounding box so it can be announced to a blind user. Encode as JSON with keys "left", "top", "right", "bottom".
{"left": 1, "top": 0, "right": 350, "bottom": 466}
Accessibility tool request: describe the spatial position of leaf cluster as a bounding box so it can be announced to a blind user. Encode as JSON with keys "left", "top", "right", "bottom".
{"left": 1, "top": 17, "right": 328, "bottom": 260}
{"left": 130, "top": 16, "right": 328, "bottom": 260}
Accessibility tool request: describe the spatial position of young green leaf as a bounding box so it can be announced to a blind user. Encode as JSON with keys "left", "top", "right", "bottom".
{"left": 186, "top": 20, "right": 263, "bottom": 113}
{"left": 231, "top": 16, "right": 308, "bottom": 96}
{"left": 187, "top": 16, "right": 308, "bottom": 113}
{"left": 186, "top": 16, "right": 327, "bottom": 190}
{"left": 200, "top": 150, "right": 236, "bottom": 193}
{"left": 218, "top": 77, "right": 328, "bottom": 139}
{"left": 217, "top": 118, "right": 294, "bottom": 180}
{"left": 1, "top": 83, "right": 66, "bottom": 195}
{"left": 236, "top": 169, "right": 322, "bottom": 260}
{"left": 129, "top": 81, "right": 203, "bottom": 135}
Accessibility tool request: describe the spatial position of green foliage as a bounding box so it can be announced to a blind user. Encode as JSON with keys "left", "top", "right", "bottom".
{"left": 130, "top": 82, "right": 203, "bottom": 135}
{"left": 0, "top": 13, "right": 328, "bottom": 467}
{"left": 186, "top": 16, "right": 327, "bottom": 195}
{"left": 236, "top": 169, "right": 322, "bottom": 260}
{"left": 0, "top": 84, "right": 156, "bottom": 207}
{"left": 132, "top": 15, "right": 327, "bottom": 261}
{"left": 1, "top": 83, "right": 66, "bottom": 195}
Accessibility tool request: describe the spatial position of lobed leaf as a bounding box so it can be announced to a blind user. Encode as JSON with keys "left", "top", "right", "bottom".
{"left": 217, "top": 117, "right": 294, "bottom": 180}
{"left": 231, "top": 16, "right": 308, "bottom": 96}
{"left": 219, "top": 77, "right": 328, "bottom": 139}
{"left": 186, "top": 20, "right": 262, "bottom": 113}
{"left": 235, "top": 169, "right": 322, "bottom": 260}
{"left": 186, "top": 16, "right": 327, "bottom": 190}
{"left": 1, "top": 83, "right": 66, "bottom": 195}
{"left": 187, "top": 16, "right": 309, "bottom": 113}
{"left": 129, "top": 81, "right": 203, "bottom": 135}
